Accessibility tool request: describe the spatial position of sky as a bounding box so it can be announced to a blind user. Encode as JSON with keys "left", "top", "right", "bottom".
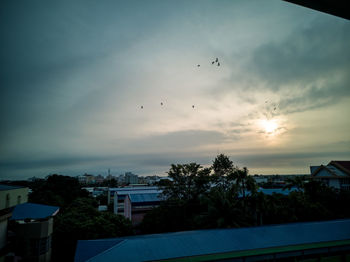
{"left": 1, "top": 0, "right": 350, "bottom": 180}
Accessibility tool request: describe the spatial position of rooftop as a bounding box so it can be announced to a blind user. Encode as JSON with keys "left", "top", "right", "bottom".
{"left": 75, "top": 219, "right": 350, "bottom": 262}
{"left": 128, "top": 193, "right": 163, "bottom": 203}
{"left": 11, "top": 202, "right": 59, "bottom": 220}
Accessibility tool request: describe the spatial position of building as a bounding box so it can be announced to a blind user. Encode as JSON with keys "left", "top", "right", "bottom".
{"left": 310, "top": 161, "right": 350, "bottom": 190}
{"left": 107, "top": 187, "right": 162, "bottom": 214}
{"left": 94, "top": 175, "right": 105, "bottom": 184}
{"left": 10, "top": 203, "right": 59, "bottom": 262}
{"left": 75, "top": 219, "right": 350, "bottom": 262}
{"left": 124, "top": 172, "right": 138, "bottom": 184}
{"left": 77, "top": 174, "right": 96, "bottom": 184}
{"left": 124, "top": 193, "right": 163, "bottom": 225}
{"left": 0, "top": 185, "right": 28, "bottom": 211}
{"left": 0, "top": 184, "right": 28, "bottom": 261}
{"left": 0, "top": 184, "right": 59, "bottom": 262}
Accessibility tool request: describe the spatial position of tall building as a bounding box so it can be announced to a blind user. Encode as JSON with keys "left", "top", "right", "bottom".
{"left": 125, "top": 172, "right": 138, "bottom": 184}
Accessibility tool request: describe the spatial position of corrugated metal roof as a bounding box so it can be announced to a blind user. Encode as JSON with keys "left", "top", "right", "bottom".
{"left": 75, "top": 219, "right": 350, "bottom": 262}
{"left": 258, "top": 187, "right": 298, "bottom": 195}
{"left": 128, "top": 193, "right": 163, "bottom": 203}
{"left": 239, "top": 187, "right": 298, "bottom": 198}
{"left": 11, "top": 203, "right": 59, "bottom": 220}
{"left": 109, "top": 186, "right": 159, "bottom": 192}
{"left": 117, "top": 189, "right": 163, "bottom": 196}
{"left": 74, "top": 239, "right": 124, "bottom": 262}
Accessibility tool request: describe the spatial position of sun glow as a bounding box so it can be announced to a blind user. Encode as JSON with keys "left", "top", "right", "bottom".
{"left": 261, "top": 119, "right": 278, "bottom": 134}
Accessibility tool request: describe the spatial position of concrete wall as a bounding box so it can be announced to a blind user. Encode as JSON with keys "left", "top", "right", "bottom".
{"left": 0, "top": 218, "right": 8, "bottom": 250}
{"left": 14, "top": 218, "right": 53, "bottom": 239}
{"left": 0, "top": 187, "right": 28, "bottom": 210}
{"left": 13, "top": 218, "right": 54, "bottom": 262}
{"left": 124, "top": 196, "right": 131, "bottom": 220}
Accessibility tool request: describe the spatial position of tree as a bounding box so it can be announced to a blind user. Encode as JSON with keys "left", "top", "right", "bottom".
{"left": 162, "top": 163, "right": 211, "bottom": 202}
{"left": 29, "top": 174, "right": 89, "bottom": 208}
{"left": 284, "top": 175, "right": 307, "bottom": 191}
{"left": 212, "top": 154, "right": 235, "bottom": 189}
{"left": 53, "top": 197, "right": 133, "bottom": 261}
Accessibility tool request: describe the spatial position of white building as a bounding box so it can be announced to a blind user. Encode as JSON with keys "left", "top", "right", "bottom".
{"left": 310, "top": 161, "right": 350, "bottom": 190}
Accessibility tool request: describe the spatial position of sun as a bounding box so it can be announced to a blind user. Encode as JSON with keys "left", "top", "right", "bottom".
{"left": 261, "top": 119, "right": 278, "bottom": 134}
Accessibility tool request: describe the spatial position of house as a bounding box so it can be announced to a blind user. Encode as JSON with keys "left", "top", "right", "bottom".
{"left": 75, "top": 219, "right": 350, "bottom": 262}
{"left": 0, "top": 184, "right": 28, "bottom": 260}
{"left": 310, "top": 161, "right": 350, "bottom": 190}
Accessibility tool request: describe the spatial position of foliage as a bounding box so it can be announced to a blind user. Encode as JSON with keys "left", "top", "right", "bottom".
{"left": 29, "top": 174, "right": 89, "bottom": 208}
{"left": 141, "top": 154, "right": 350, "bottom": 235}
{"left": 53, "top": 197, "right": 133, "bottom": 261}
{"left": 27, "top": 175, "right": 133, "bottom": 261}
{"left": 23, "top": 160, "right": 350, "bottom": 260}
{"left": 141, "top": 155, "right": 259, "bottom": 233}
{"left": 162, "top": 163, "right": 211, "bottom": 201}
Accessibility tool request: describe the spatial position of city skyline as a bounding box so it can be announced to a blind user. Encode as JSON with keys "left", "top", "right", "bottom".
{"left": 1, "top": 0, "right": 350, "bottom": 180}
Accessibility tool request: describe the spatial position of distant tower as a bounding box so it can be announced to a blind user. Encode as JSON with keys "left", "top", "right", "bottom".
{"left": 108, "top": 168, "right": 111, "bottom": 176}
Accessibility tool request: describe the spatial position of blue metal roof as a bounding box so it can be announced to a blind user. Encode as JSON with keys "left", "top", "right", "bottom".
{"left": 74, "top": 239, "right": 124, "bottom": 262}
{"left": 75, "top": 219, "right": 350, "bottom": 262}
{"left": 129, "top": 193, "right": 162, "bottom": 203}
{"left": 258, "top": 187, "right": 298, "bottom": 195}
{"left": 239, "top": 187, "right": 298, "bottom": 198}
{"left": 11, "top": 203, "right": 59, "bottom": 220}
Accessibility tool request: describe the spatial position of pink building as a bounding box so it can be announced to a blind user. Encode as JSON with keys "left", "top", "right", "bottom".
{"left": 123, "top": 193, "right": 163, "bottom": 225}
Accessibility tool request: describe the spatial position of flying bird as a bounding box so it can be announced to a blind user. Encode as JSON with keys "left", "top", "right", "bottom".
{"left": 197, "top": 64, "right": 200, "bottom": 67}
{"left": 192, "top": 105, "right": 195, "bottom": 108}
{"left": 141, "top": 106, "right": 143, "bottom": 109}
{"left": 217, "top": 62, "right": 220, "bottom": 66}
{"left": 212, "top": 61, "right": 215, "bottom": 64}
{"left": 161, "top": 102, "right": 163, "bottom": 106}
{"left": 215, "top": 58, "right": 218, "bottom": 63}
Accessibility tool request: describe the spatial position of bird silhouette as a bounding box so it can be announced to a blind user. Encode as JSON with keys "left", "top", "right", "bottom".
{"left": 192, "top": 105, "right": 195, "bottom": 108}
{"left": 217, "top": 62, "right": 220, "bottom": 66}
{"left": 197, "top": 64, "right": 200, "bottom": 67}
{"left": 215, "top": 58, "right": 218, "bottom": 63}
{"left": 212, "top": 61, "right": 215, "bottom": 64}
{"left": 161, "top": 102, "right": 163, "bottom": 106}
{"left": 141, "top": 106, "right": 143, "bottom": 109}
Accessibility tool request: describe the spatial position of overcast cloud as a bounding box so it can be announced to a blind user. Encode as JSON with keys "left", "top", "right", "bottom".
{"left": 1, "top": 0, "right": 349, "bottom": 179}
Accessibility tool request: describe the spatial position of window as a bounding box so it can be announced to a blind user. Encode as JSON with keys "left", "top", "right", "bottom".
{"left": 6, "top": 193, "right": 10, "bottom": 208}
{"left": 17, "top": 195, "right": 22, "bottom": 204}
{"left": 29, "top": 236, "right": 52, "bottom": 256}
